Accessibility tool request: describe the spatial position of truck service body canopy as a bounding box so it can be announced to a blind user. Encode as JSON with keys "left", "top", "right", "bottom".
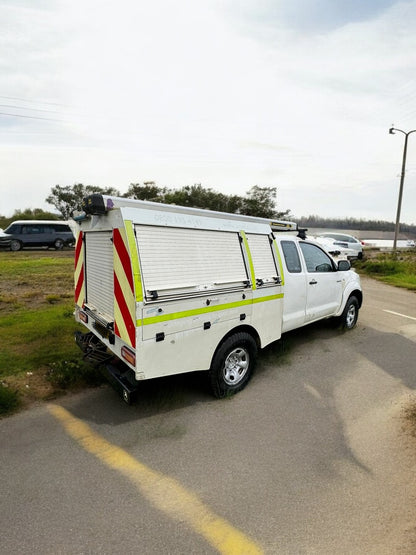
{"left": 74, "top": 195, "right": 296, "bottom": 382}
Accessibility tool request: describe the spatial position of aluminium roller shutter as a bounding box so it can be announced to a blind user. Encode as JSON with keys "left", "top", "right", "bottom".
{"left": 135, "top": 225, "right": 248, "bottom": 298}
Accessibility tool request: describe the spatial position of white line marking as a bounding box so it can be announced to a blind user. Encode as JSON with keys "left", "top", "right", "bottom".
{"left": 383, "top": 310, "right": 416, "bottom": 321}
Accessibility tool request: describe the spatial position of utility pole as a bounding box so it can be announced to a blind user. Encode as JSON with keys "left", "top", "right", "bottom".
{"left": 389, "top": 127, "right": 416, "bottom": 250}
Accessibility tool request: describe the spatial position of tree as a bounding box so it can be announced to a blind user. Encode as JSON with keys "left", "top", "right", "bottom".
{"left": 164, "top": 184, "right": 243, "bottom": 213}
{"left": 0, "top": 208, "right": 59, "bottom": 229}
{"left": 45, "top": 182, "right": 291, "bottom": 221}
{"left": 241, "top": 186, "right": 291, "bottom": 219}
{"left": 46, "top": 184, "right": 121, "bottom": 219}
{"left": 124, "top": 182, "right": 167, "bottom": 202}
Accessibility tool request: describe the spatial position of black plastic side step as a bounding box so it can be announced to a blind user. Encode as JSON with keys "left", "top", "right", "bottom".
{"left": 102, "top": 362, "right": 140, "bottom": 404}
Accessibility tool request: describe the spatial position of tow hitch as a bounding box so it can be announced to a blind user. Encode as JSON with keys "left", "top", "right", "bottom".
{"left": 74, "top": 331, "right": 139, "bottom": 404}
{"left": 74, "top": 331, "right": 112, "bottom": 365}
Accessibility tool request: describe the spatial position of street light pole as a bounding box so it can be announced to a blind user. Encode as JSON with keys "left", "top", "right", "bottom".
{"left": 389, "top": 126, "right": 416, "bottom": 250}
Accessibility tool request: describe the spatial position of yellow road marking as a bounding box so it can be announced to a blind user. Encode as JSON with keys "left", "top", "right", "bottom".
{"left": 47, "top": 404, "right": 263, "bottom": 555}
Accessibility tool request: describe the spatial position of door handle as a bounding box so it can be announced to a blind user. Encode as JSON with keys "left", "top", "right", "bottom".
{"left": 309, "top": 279, "right": 318, "bottom": 285}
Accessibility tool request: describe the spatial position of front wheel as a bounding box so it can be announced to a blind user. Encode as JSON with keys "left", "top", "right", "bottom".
{"left": 209, "top": 332, "right": 257, "bottom": 398}
{"left": 54, "top": 239, "right": 64, "bottom": 250}
{"left": 10, "top": 239, "right": 22, "bottom": 251}
{"left": 340, "top": 296, "right": 359, "bottom": 330}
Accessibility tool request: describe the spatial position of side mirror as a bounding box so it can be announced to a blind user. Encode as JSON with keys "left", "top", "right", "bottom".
{"left": 337, "top": 259, "right": 351, "bottom": 271}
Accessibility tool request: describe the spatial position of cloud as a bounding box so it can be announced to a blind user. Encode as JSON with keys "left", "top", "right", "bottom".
{"left": 226, "top": 0, "right": 398, "bottom": 33}
{"left": 0, "top": 0, "right": 415, "bottom": 224}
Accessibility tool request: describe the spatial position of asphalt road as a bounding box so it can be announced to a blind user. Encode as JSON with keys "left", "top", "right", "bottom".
{"left": 1, "top": 276, "right": 416, "bottom": 554}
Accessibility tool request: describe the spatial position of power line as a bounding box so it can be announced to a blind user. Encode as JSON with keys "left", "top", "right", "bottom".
{"left": 0, "top": 111, "right": 64, "bottom": 122}
{"left": 0, "top": 103, "right": 64, "bottom": 115}
{"left": 0, "top": 95, "right": 67, "bottom": 107}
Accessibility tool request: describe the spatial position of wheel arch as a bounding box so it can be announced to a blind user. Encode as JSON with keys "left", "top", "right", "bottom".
{"left": 339, "top": 288, "right": 362, "bottom": 315}
{"left": 350, "top": 289, "right": 363, "bottom": 308}
{"left": 210, "top": 324, "right": 260, "bottom": 368}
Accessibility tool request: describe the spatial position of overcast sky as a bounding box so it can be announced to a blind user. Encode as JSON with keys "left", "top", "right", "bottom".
{"left": 1, "top": 0, "right": 416, "bottom": 224}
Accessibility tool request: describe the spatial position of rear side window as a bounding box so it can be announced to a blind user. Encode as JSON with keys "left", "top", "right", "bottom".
{"left": 54, "top": 224, "right": 71, "bottom": 232}
{"left": 281, "top": 241, "right": 302, "bottom": 273}
{"left": 21, "top": 225, "right": 45, "bottom": 234}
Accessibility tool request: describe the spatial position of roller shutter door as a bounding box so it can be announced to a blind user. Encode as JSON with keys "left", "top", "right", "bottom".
{"left": 85, "top": 231, "right": 114, "bottom": 319}
{"left": 246, "top": 233, "right": 279, "bottom": 284}
{"left": 135, "top": 225, "right": 248, "bottom": 298}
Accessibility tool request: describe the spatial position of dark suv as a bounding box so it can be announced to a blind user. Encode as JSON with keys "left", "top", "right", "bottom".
{"left": 1, "top": 220, "right": 75, "bottom": 251}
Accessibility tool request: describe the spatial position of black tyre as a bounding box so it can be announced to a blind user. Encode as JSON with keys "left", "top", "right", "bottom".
{"left": 10, "top": 239, "right": 22, "bottom": 252}
{"left": 54, "top": 239, "right": 64, "bottom": 250}
{"left": 340, "top": 296, "right": 359, "bottom": 330}
{"left": 209, "top": 332, "right": 257, "bottom": 398}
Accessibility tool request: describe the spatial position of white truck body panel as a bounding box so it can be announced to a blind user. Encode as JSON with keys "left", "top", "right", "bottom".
{"left": 74, "top": 195, "right": 362, "bottom": 390}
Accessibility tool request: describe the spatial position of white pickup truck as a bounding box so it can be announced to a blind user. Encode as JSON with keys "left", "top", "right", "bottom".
{"left": 73, "top": 195, "right": 362, "bottom": 401}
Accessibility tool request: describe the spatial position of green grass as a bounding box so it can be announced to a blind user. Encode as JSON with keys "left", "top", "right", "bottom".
{"left": 0, "top": 251, "right": 103, "bottom": 416}
{"left": 0, "top": 304, "right": 82, "bottom": 376}
{"left": 0, "top": 253, "right": 73, "bottom": 278}
{"left": 356, "top": 251, "right": 416, "bottom": 290}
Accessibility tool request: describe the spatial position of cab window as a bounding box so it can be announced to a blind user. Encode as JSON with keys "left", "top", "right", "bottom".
{"left": 299, "top": 242, "right": 334, "bottom": 273}
{"left": 5, "top": 224, "right": 21, "bottom": 233}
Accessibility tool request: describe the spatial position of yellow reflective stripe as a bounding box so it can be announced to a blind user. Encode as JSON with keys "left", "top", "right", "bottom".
{"left": 240, "top": 230, "right": 256, "bottom": 290}
{"left": 114, "top": 296, "right": 131, "bottom": 343}
{"left": 272, "top": 239, "right": 285, "bottom": 286}
{"left": 125, "top": 220, "right": 143, "bottom": 302}
{"left": 74, "top": 235, "right": 85, "bottom": 306}
{"left": 137, "top": 293, "right": 283, "bottom": 326}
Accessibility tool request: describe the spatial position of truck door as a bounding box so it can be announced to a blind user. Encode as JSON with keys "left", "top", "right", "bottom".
{"left": 298, "top": 242, "right": 343, "bottom": 322}
{"left": 280, "top": 239, "right": 308, "bottom": 332}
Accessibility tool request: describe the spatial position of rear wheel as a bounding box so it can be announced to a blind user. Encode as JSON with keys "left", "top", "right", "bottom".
{"left": 340, "top": 296, "right": 359, "bottom": 330}
{"left": 10, "top": 239, "right": 22, "bottom": 252}
{"left": 209, "top": 332, "right": 257, "bottom": 398}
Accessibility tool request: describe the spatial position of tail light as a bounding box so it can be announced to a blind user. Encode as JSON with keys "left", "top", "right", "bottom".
{"left": 121, "top": 346, "right": 136, "bottom": 366}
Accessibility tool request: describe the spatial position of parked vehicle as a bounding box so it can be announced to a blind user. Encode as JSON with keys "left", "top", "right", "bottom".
{"left": 309, "top": 236, "right": 358, "bottom": 260}
{"left": 317, "top": 232, "right": 363, "bottom": 259}
{"left": 0, "top": 229, "right": 12, "bottom": 250}
{"left": 73, "top": 195, "right": 363, "bottom": 402}
{"left": 2, "top": 220, "right": 75, "bottom": 251}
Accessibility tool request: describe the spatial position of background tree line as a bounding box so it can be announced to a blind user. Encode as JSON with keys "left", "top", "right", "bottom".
{"left": 0, "top": 182, "right": 290, "bottom": 228}
{"left": 1, "top": 182, "right": 415, "bottom": 236}
{"left": 296, "top": 214, "right": 416, "bottom": 236}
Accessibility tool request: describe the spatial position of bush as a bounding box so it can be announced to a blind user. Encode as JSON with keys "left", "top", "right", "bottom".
{"left": 46, "top": 359, "right": 105, "bottom": 390}
{"left": 356, "top": 251, "right": 416, "bottom": 290}
{"left": 0, "top": 383, "right": 20, "bottom": 415}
